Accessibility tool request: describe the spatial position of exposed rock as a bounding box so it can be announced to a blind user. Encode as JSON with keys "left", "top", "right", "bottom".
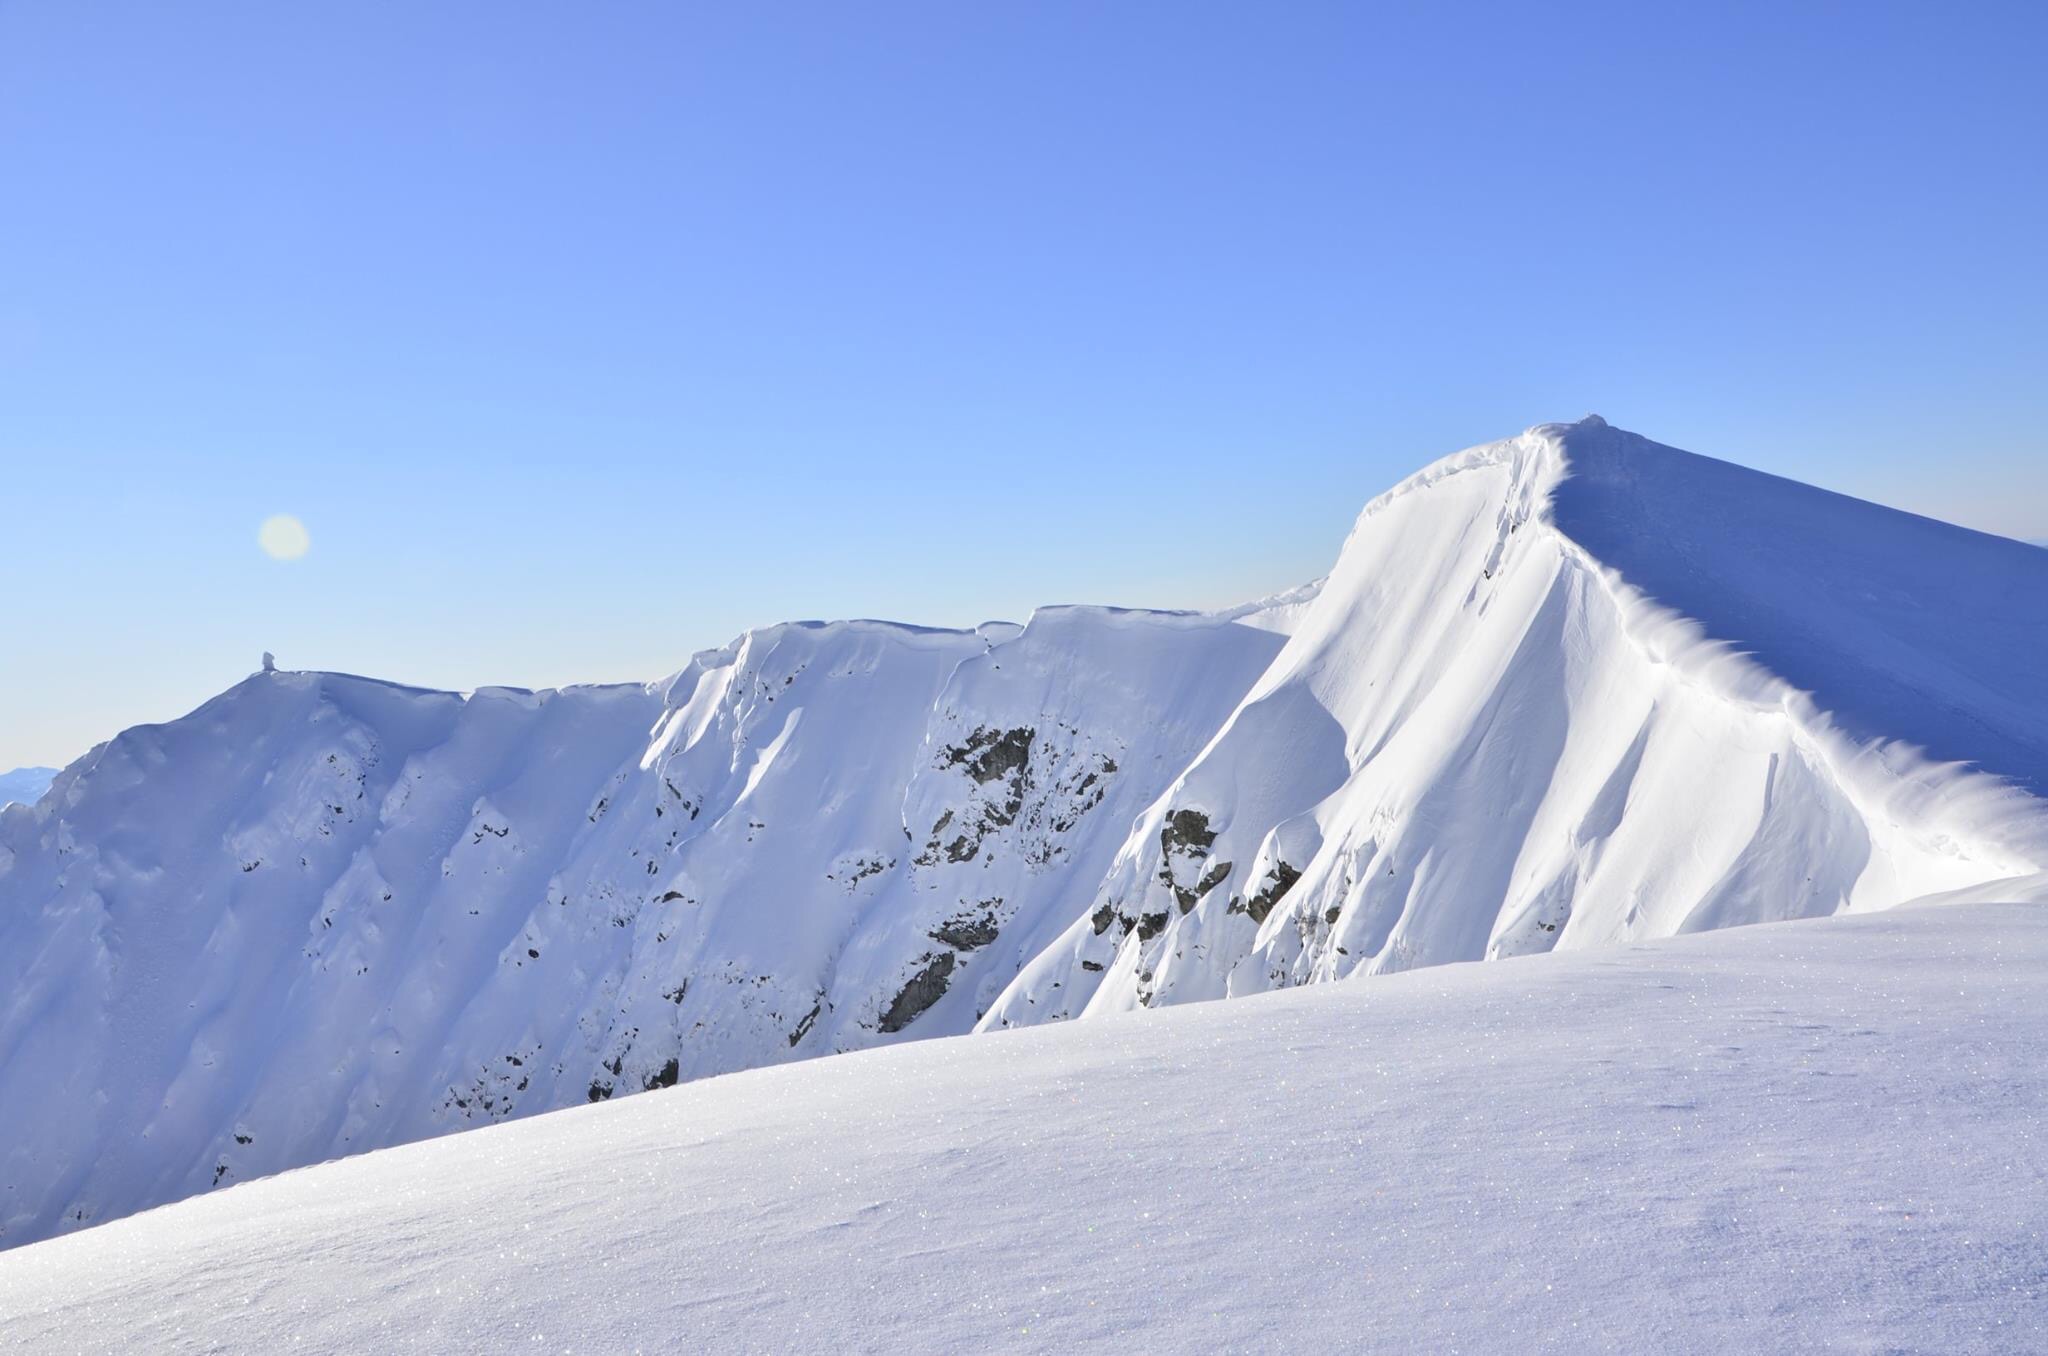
{"left": 827, "top": 853, "right": 894, "bottom": 890}
{"left": 1161, "top": 808, "right": 1216, "bottom": 854}
{"left": 919, "top": 727, "right": 1039, "bottom": 865}
{"left": 1233, "top": 861, "right": 1302, "bottom": 925}
{"left": 788, "top": 1003, "right": 822, "bottom": 1047}
{"left": 1177, "top": 860, "right": 1233, "bottom": 913}
{"left": 878, "top": 953, "right": 957, "bottom": 1033}
{"left": 1158, "top": 808, "right": 1227, "bottom": 910}
{"left": 942, "top": 726, "right": 1035, "bottom": 785}
{"left": 932, "top": 903, "right": 1002, "bottom": 951}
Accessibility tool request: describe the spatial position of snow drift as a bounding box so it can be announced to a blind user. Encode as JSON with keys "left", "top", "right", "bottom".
{"left": 982, "top": 417, "right": 2048, "bottom": 1024}
{"left": 2, "top": 416, "right": 2043, "bottom": 1250}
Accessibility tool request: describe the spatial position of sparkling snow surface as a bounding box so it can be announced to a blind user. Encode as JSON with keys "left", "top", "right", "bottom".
{"left": 2, "top": 903, "right": 2043, "bottom": 1354}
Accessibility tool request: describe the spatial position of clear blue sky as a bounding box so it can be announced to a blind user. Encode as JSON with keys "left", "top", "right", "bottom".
{"left": 4, "top": 1, "right": 2044, "bottom": 770}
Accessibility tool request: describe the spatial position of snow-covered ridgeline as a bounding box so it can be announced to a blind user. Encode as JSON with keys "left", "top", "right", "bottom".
{"left": 0, "top": 601, "right": 1292, "bottom": 1247}
{"left": 2, "top": 417, "right": 2043, "bottom": 1250}
{"left": 980, "top": 419, "right": 2048, "bottom": 1027}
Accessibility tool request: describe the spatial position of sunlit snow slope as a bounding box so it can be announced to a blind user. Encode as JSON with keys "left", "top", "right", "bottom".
{"left": 983, "top": 417, "right": 2048, "bottom": 1024}
{"left": 2, "top": 905, "right": 2043, "bottom": 1354}
{"left": 2, "top": 417, "right": 2043, "bottom": 1250}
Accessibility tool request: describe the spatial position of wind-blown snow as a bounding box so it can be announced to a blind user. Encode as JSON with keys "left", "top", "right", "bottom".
{"left": 2, "top": 904, "right": 2042, "bottom": 1354}
{"left": 3, "top": 417, "right": 2044, "bottom": 1251}
{"left": 1552, "top": 428, "right": 2048, "bottom": 795}
{"left": 981, "top": 418, "right": 2048, "bottom": 1024}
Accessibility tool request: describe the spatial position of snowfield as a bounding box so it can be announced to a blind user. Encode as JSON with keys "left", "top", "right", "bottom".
{"left": 2, "top": 416, "right": 2044, "bottom": 1256}
{"left": 2, "top": 903, "right": 2043, "bottom": 1354}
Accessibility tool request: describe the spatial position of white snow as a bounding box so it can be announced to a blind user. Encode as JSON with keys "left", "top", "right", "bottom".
{"left": 0, "top": 609, "right": 1292, "bottom": 1246}
{"left": 2, "top": 902, "right": 2043, "bottom": 1353}
{"left": 981, "top": 418, "right": 2048, "bottom": 1023}
{"left": 3, "top": 417, "right": 2044, "bottom": 1255}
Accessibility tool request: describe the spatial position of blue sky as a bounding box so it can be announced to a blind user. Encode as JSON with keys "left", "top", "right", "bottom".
{"left": 3, "top": 1, "right": 2044, "bottom": 770}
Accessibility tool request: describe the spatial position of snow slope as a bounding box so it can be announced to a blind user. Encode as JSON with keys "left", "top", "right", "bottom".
{"left": 3, "top": 903, "right": 2043, "bottom": 1354}
{"left": 0, "top": 767, "right": 56, "bottom": 809}
{"left": 0, "top": 604, "right": 1298, "bottom": 1247}
{"left": 982, "top": 417, "right": 2048, "bottom": 1025}
{"left": 3, "top": 417, "right": 2044, "bottom": 1251}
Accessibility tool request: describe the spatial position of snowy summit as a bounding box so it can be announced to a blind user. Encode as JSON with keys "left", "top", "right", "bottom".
{"left": 1, "top": 419, "right": 2044, "bottom": 1350}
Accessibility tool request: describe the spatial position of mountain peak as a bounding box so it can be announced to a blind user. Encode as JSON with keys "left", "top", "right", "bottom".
{"left": 4, "top": 421, "right": 2043, "bottom": 1251}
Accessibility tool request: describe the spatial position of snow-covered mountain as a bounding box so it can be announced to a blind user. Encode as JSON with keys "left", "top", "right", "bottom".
{"left": 3, "top": 416, "right": 2044, "bottom": 1251}
{"left": 4, "top": 903, "right": 2044, "bottom": 1353}
{"left": 0, "top": 767, "right": 56, "bottom": 809}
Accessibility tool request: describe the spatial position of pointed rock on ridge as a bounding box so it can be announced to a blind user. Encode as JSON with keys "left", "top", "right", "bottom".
{"left": 3, "top": 419, "right": 2045, "bottom": 1250}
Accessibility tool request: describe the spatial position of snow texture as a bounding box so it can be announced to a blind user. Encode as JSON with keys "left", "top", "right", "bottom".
{"left": 2, "top": 903, "right": 2043, "bottom": 1353}
{"left": 2, "top": 417, "right": 2044, "bottom": 1253}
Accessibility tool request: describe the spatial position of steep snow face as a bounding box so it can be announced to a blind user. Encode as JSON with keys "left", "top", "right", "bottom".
{"left": 0, "top": 767, "right": 56, "bottom": 809}
{"left": 0, "top": 608, "right": 1290, "bottom": 1247}
{"left": 980, "top": 419, "right": 2048, "bottom": 1026}
{"left": 4, "top": 417, "right": 2045, "bottom": 1252}
{"left": 4, "top": 903, "right": 2045, "bottom": 1354}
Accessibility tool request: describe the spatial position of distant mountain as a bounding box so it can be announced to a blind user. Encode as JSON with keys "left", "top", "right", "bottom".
{"left": 3, "top": 416, "right": 2044, "bottom": 1251}
{"left": 0, "top": 767, "right": 56, "bottom": 809}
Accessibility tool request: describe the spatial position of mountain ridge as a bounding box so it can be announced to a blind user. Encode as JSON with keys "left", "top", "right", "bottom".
{"left": 3, "top": 417, "right": 2043, "bottom": 1250}
{"left": 975, "top": 417, "right": 2046, "bottom": 1024}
